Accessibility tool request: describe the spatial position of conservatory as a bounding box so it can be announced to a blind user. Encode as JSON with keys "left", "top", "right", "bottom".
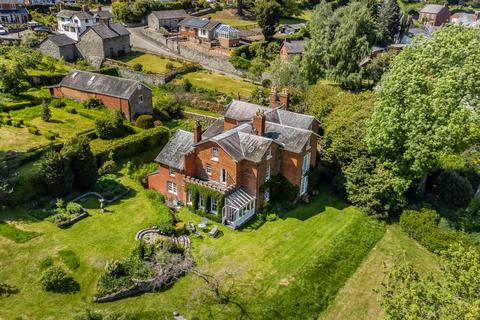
{"left": 214, "top": 24, "right": 240, "bottom": 48}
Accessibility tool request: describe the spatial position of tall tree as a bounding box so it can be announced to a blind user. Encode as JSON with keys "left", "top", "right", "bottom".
{"left": 301, "top": 1, "right": 377, "bottom": 89}
{"left": 40, "top": 150, "right": 74, "bottom": 196}
{"left": 254, "top": 0, "right": 281, "bottom": 41}
{"left": 237, "top": 0, "right": 243, "bottom": 16}
{"left": 368, "top": 26, "right": 480, "bottom": 184}
{"left": 62, "top": 136, "right": 98, "bottom": 190}
{"left": 376, "top": 0, "right": 401, "bottom": 45}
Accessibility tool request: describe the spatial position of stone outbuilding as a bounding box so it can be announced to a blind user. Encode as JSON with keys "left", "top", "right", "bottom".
{"left": 279, "top": 39, "right": 305, "bottom": 61}
{"left": 39, "top": 34, "right": 77, "bottom": 61}
{"left": 147, "top": 9, "right": 189, "bottom": 31}
{"left": 50, "top": 70, "right": 153, "bottom": 121}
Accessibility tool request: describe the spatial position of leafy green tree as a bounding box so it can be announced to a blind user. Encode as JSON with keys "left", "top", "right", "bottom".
{"left": 301, "top": 1, "right": 377, "bottom": 88}
{"left": 254, "top": 0, "right": 281, "bottom": 41}
{"left": 382, "top": 244, "right": 480, "bottom": 320}
{"left": 95, "top": 110, "right": 125, "bottom": 140}
{"left": 40, "top": 150, "right": 74, "bottom": 196}
{"left": 62, "top": 136, "right": 98, "bottom": 190}
{"left": 277, "top": 0, "right": 301, "bottom": 17}
{"left": 364, "top": 50, "right": 398, "bottom": 86}
{"left": 41, "top": 102, "right": 52, "bottom": 122}
{"left": 270, "top": 57, "right": 304, "bottom": 89}
{"left": 376, "top": 0, "right": 401, "bottom": 45}
{"left": 368, "top": 26, "right": 480, "bottom": 185}
{"left": 433, "top": 170, "right": 473, "bottom": 208}
{"left": 0, "top": 63, "right": 29, "bottom": 96}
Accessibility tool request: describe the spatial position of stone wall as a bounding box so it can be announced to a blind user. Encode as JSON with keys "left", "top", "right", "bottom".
{"left": 141, "top": 28, "right": 243, "bottom": 76}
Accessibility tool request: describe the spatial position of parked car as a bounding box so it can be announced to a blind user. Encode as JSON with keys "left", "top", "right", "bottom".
{"left": 0, "top": 25, "right": 7, "bottom": 35}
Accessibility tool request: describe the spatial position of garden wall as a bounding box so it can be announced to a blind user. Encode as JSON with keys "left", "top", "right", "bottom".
{"left": 140, "top": 28, "right": 243, "bottom": 76}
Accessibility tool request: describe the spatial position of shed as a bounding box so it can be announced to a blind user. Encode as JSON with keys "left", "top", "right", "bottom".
{"left": 39, "top": 34, "right": 77, "bottom": 61}
{"left": 147, "top": 9, "right": 189, "bottom": 30}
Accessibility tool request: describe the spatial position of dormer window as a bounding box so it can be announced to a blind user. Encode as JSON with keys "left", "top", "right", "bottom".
{"left": 266, "top": 146, "right": 272, "bottom": 160}
{"left": 211, "top": 147, "right": 218, "bottom": 161}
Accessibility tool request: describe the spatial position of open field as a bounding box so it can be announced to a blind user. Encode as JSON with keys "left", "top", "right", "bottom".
{"left": 320, "top": 225, "right": 441, "bottom": 320}
{"left": 177, "top": 70, "right": 258, "bottom": 97}
{"left": 118, "top": 51, "right": 184, "bottom": 73}
{"left": 0, "top": 181, "right": 384, "bottom": 319}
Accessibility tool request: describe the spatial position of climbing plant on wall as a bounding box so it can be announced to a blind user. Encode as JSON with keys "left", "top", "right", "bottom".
{"left": 185, "top": 183, "right": 225, "bottom": 223}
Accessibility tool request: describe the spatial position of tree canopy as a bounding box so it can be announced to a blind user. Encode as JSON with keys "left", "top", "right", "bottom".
{"left": 254, "top": 0, "right": 281, "bottom": 41}
{"left": 368, "top": 26, "right": 480, "bottom": 184}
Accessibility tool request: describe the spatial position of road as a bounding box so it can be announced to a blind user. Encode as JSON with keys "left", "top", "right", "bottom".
{"left": 127, "top": 27, "right": 181, "bottom": 59}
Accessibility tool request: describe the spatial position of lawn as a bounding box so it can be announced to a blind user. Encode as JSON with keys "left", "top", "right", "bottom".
{"left": 0, "top": 181, "right": 384, "bottom": 319}
{"left": 118, "top": 51, "right": 184, "bottom": 74}
{"left": 320, "top": 225, "right": 441, "bottom": 320}
{"left": 205, "top": 10, "right": 258, "bottom": 28}
{"left": 0, "top": 126, "right": 50, "bottom": 152}
{"left": 178, "top": 70, "right": 258, "bottom": 97}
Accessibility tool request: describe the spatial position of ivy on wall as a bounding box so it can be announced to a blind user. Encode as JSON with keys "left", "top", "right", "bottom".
{"left": 260, "top": 175, "right": 299, "bottom": 203}
{"left": 185, "top": 183, "right": 225, "bottom": 223}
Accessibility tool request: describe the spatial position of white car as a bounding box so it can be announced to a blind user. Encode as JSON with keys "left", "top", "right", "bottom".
{"left": 0, "top": 28, "right": 7, "bottom": 35}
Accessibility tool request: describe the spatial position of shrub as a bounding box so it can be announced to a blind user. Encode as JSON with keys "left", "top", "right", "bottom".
{"left": 98, "top": 159, "right": 116, "bottom": 176}
{"left": 39, "top": 266, "right": 79, "bottom": 293}
{"left": 39, "top": 150, "right": 74, "bottom": 196}
{"left": 12, "top": 120, "right": 21, "bottom": 127}
{"left": 182, "top": 78, "right": 192, "bottom": 92}
{"left": 157, "top": 209, "right": 175, "bottom": 234}
{"left": 66, "top": 106, "right": 77, "bottom": 114}
{"left": 28, "top": 126, "right": 39, "bottom": 135}
{"left": 0, "top": 282, "right": 18, "bottom": 297}
{"left": 66, "top": 202, "right": 83, "bottom": 215}
{"left": 165, "top": 62, "right": 174, "bottom": 70}
{"left": 260, "top": 175, "right": 299, "bottom": 204}
{"left": 58, "top": 250, "right": 80, "bottom": 270}
{"left": 43, "top": 131, "right": 56, "bottom": 140}
{"left": 41, "top": 103, "right": 52, "bottom": 122}
{"left": 153, "top": 120, "right": 162, "bottom": 127}
{"left": 145, "top": 189, "right": 165, "bottom": 203}
{"left": 230, "top": 56, "right": 252, "bottom": 70}
{"left": 95, "top": 110, "right": 125, "bottom": 140}
{"left": 39, "top": 256, "right": 54, "bottom": 270}
{"left": 133, "top": 63, "right": 143, "bottom": 72}
{"left": 135, "top": 114, "right": 154, "bottom": 129}
{"left": 50, "top": 99, "right": 66, "bottom": 108}
{"left": 433, "top": 170, "right": 473, "bottom": 208}
{"left": 83, "top": 98, "right": 104, "bottom": 110}
{"left": 62, "top": 136, "right": 98, "bottom": 190}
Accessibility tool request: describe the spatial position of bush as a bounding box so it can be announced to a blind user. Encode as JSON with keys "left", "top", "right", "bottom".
{"left": 50, "top": 99, "right": 66, "bottom": 108}
{"left": 41, "top": 103, "right": 52, "bottom": 122}
{"left": 39, "top": 150, "right": 74, "bottom": 196}
{"left": 230, "top": 56, "right": 252, "bottom": 70}
{"left": 28, "top": 126, "right": 39, "bottom": 135}
{"left": 165, "top": 62, "right": 174, "bottom": 70}
{"left": 98, "top": 159, "right": 116, "bottom": 176}
{"left": 433, "top": 170, "right": 474, "bottom": 208}
{"left": 62, "top": 136, "right": 98, "bottom": 190}
{"left": 39, "top": 256, "right": 54, "bottom": 270}
{"left": 43, "top": 131, "right": 56, "bottom": 140}
{"left": 260, "top": 175, "right": 299, "bottom": 204}
{"left": 58, "top": 250, "right": 80, "bottom": 270}
{"left": 83, "top": 98, "right": 104, "bottom": 110}
{"left": 66, "top": 106, "right": 77, "bottom": 114}
{"left": 94, "top": 126, "right": 170, "bottom": 164}
{"left": 135, "top": 114, "right": 154, "bottom": 129}
{"left": 95, "top": 110, "right": 125, "bottom": 140}
{"left": 133, "top": 63, "right": 143, "bottom": 72}
{"left": 39, "top": 266, "right": 79, "bottom": 293}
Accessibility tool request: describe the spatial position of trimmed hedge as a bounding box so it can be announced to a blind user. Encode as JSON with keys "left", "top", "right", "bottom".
{"left": 3, "top": 101, "right": 31, "bottom": 111}
{"left": 94, "top": 126, "right": 170, "bottom": 164}
{"left": 66, "top": 106, "right": 77, "bottom": 114}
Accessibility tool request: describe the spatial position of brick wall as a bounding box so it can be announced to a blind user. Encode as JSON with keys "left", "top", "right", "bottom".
{"left": 148, "top": 164, "right": 187, "bottom": 203}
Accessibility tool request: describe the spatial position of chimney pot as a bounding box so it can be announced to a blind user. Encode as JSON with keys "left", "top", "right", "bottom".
{"left": 253, "top": 109, "right": 266, "bottom": 136}
{"left": 194, "top": 121, "right": 202, "bottom": 143}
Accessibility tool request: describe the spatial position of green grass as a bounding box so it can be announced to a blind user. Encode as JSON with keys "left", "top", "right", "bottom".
{"left": 178, "top": 70, "right": 258, "bottom": 97}
{"left": 118, "top": 51, "right": 184, "bottom": 74}
{"left": 205, "top": 10, "right": 258, "bottom": 28}
{"left": 58, "top": 250, "right": 81, "bottom": 270}
{"left": 0, "top": 126, "right": 50, "bottom": 152}
{"left": 183, "top": 106, "right": 221, "bottom": 117}
{"left": 320, "top": 225, "right": 441, "bottom": 320}
{"left": 0, "top": 220, "right": 40, "bottom": 243}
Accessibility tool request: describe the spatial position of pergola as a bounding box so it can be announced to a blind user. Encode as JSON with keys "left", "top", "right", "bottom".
{"left": 222, "top": 188, "right": 256, "bottom": 229}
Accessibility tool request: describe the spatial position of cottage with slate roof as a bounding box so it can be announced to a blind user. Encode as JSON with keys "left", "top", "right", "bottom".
{"left": 147, "top": 9, "right": 189, "bottom": 31}
{"left": 39, "top": 33, "right": 77, "bottom": 61}
{"left": 51, "top": 70, "right": 152, "bottom": 121}
{"left": 280, "top": 39, "right": 305, "bottom": 61}
{"left": 148, "top": 99, "right": 319, "bottom": 229}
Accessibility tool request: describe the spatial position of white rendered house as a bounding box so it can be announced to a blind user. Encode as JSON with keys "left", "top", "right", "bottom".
{"left": 57, "top": 6, "right": 112, "bottom": 41}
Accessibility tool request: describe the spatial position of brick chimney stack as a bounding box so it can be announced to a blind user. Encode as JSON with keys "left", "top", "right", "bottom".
{"left": 268, "top": 86, "right": 278, "bottom": 108}
{"left": 253, "top": 109, "right": 266, "bottom": 136}
{"left": 194, "top": 121, "right": 202, "bottom": 143}
{"left": 278, "top": 88, "right": 289, "bottom": 110}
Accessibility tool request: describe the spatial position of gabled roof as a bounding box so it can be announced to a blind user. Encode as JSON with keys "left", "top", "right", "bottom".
{"left": 59, "top": 70, "right": 145, "bottom": 100}
{"left": 224, "top": 100, "right": 315, "bottom": 130}
{"left": 45, "top": 33, "right": 76, "bottom": 47}
{"left": 264, "top": 121, "right": 311, "bottom": 153}
{"left": 420, "top": 4, "right": 447, "bottom": 14}
{"left": 150, "top": 9, "right": 189, "bottom": 20}
{"left": 85, "top": 23, "right": 129, "bottom": 39}
{"left": 92, "top": 10, "right": 113, "bottom": 19}
{"left": 154, "top": 130, "right": 194, "bottom": 170}
{"left": 178, "top": 17, "right": 220, "bottom": 30}
{"left": 57, "top": 9, "right": 93, "bottom": 20}
{"left": 281, "top": 40, "right": 305, "bottom": 54}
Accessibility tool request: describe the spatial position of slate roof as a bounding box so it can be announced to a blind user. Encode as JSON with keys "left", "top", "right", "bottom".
{"left": 57, "top": 9, "right": 93, "bottom": 20}
{"left": 93, "top": 10, "right": 113, "bottom": 19}
{"left": 46, "top": 33, "right": 76, "bottom": 47}
{"left": 281, "top": 40, "right": 305, "bottom": 54}
{"left": 224, "top": 100, "right": 315, "bottom": 130}
{"left": 85, "top": 23, "right": 129, "bottom": 39}
{"left": 264, "top": 121, "right": 311, "bottom": 153}
{"left": 154, "top": 130, "right": 194, "bottom": 170}
{"left": 0, "top": 7, "right": 28, "bottom": 14}
{"left": 420, "top": 4, "right": 447, "bottom": 14}
{"left": 178, "top": 17, "right": 220, "bottom": 30}
{"left": 150, "top": 9, "right": 189, "bottom": 20}
{"left": 59, "top": 70, "right": 144, "bottom": 100}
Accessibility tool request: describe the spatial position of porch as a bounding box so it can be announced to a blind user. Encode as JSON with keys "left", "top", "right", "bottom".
{"left": 222, "top": 188, "right": 256, "bottom": 229}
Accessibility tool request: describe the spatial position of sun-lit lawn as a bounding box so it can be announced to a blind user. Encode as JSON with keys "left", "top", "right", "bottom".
{"left": 118, "top": 51, "right": 184, "bottom": 74}
{"left": 0, "top": 126, "right": 50, "bottom": 152}
{"left": 205, "top": 10, "right": 258, "bottom": 28}
{"left": 0, "top": 180, "right": 384, "bottom": 319}
{"left": 320, "top": 225, "right": 441, "bottom": 320}
{"left": 178, "top": 70, "right": 258, "bottom": 97}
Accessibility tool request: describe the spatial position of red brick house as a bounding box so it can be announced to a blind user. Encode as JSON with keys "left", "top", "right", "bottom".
{"left": 50, "top": 70, "right": 153, "bottom": 121}
{"left": 148, "top": 98, "right": 318, "bottom": 229}
{"left": 419, "top": 4, "right": 450, "bottom": 27}
{"left": 279, "top": 39, "right": 305, "bottom": 61}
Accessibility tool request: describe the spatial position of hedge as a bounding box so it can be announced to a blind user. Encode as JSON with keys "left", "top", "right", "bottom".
{"left": 3, "top": 101, "right": 31, "bottom": 112}
{"left": 94, "top": 126, "right": 170, "bottom": 164}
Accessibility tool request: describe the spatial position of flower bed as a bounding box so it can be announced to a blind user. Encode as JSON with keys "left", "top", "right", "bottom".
{"left": 47, "top": 200, "right": 89, "bottom": 228}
